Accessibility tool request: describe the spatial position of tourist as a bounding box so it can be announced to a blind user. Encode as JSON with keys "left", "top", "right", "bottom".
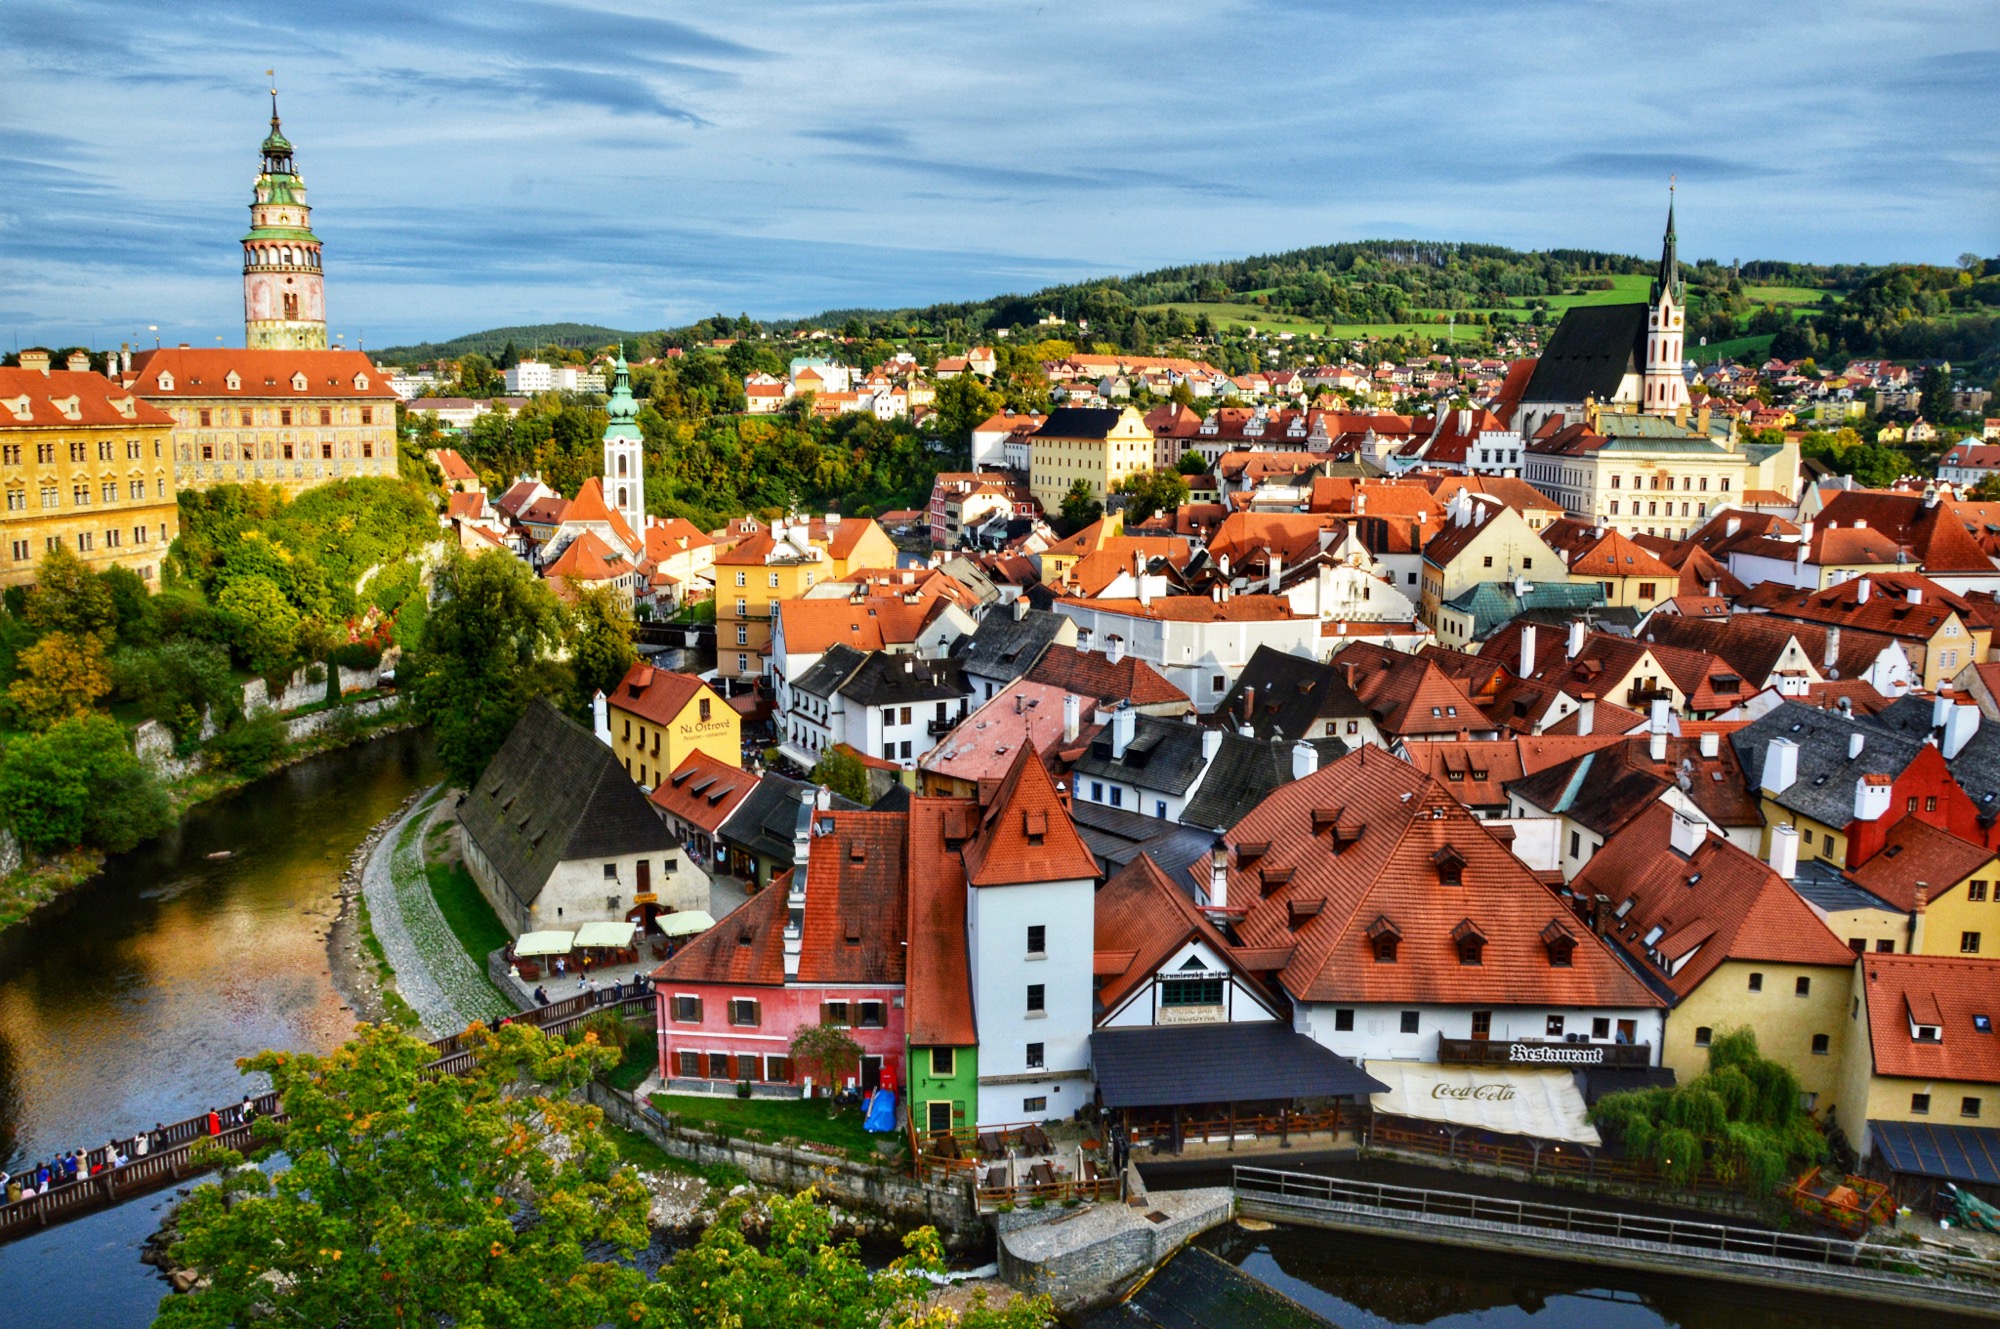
{"left": 610, "top": 978, "right": 623, "bottom": 1002}
{"left": 150, "top": 1123, "right": 166, "bottom": 1152}
{"left": 35, "top": 1164, "right": 51, "bottom": 1192}
{"left": 132, "top": 1130, "right": 148, "bottom": 1159}
{"left": 532, "top": 985, "right": 549, "bottom": 1006}
{"left": 207, "top": 1109, "right": 222, "bottom": 1137}
{"left": 4, "top": 1173, "right": 18, "bottom": 1206}
{"left": 240, "top": 1096, "right": 258, "bottom": 1125}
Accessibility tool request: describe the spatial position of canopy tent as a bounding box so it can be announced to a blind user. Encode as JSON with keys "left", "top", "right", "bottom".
{"left": 1369, "top": 1062, "right": 1602, "bottom": 1147}
{"left": 1090, "top": 1022, "right": 1387, "bottom": 1109}
{"left": 572, "top": 920, "right": 637, "bottom": 949}
{"left": 514, "top": 930, "right": 576, "bottom": 957}
{"left": 657, "top": 910, "right": 715, "bottom": 938}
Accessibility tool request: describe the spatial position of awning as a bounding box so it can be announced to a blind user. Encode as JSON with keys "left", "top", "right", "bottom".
{"left": 573, "top": 920, "right": 636, "bottom": 949}
{"left": 515, "top": 930, "right": 576, "bottom": 957}
{"left": 1576, "top": 1066, "right": 1677, "bottom": 1105}
{"left": 1090, "top": 1022, "right": 1387, "bottom": 1109}
{"left": 1872, "top": 1120, "right": 2000, "bottom": 1185}
{"left": 657, "top": 910, "right": 715, "bottom": 938}
{"left": 1370, "top": 1062, "right": 1602, "bottom": 1147}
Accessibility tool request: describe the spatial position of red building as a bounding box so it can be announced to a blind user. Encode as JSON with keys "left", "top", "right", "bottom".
{"left": 1847, "top": 742, "right": 1987, "bottom": 865}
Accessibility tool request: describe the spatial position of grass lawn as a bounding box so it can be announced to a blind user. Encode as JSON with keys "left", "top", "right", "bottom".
{"left": 427, "top": 861, "right": 512, "bottom": 973}
{"left": 1141, "top": 301, "right": 1332, "bottom": 335}
{"left": 1699, "top": 333, "right": 1777, "bottom": 362}
{"left": 1510, "top": 274, "right": 1653, "bottom": 311}
{"left": 1744, "top": 284, "right": 1833, "bottom": 305}
{"left": 651, "top": 1091, "right": 883, "bottom": 1160}
{"left": 606, "top": 1037, "right": 657, "bottom": 1092}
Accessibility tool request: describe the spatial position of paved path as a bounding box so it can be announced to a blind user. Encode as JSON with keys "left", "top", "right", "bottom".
{"left": 361, "top": 786, "right": 512, "bottom": 1036}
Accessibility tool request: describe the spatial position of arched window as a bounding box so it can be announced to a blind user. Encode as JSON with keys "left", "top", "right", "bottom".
{"left": 617, "top": 454, "right": 627, "bottom": 477}
{"left": 617, "top": 486, "right": 628, "bottom": 508}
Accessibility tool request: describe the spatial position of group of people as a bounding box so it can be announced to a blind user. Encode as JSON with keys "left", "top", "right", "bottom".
{"left": 523, "top": 972, "right": 651, "bottom": 1008}
{"left": 1, "top": 1096, "right": 264, "bottom": 1207}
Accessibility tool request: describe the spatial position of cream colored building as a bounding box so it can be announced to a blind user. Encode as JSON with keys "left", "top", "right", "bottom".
{"left": 1027, "top": 405, "right": 1154, "bottom": 513}
{"left": 1835, "top": 953, "right": 2000, "bottom": 1164}
{"left": 125, "top": 347, "right": 399, "bottom": 496}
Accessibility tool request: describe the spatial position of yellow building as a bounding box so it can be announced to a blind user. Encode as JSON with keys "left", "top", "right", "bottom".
{"left": 1836, "top": 953, "right": 2000, "bottom": 1175}
{"left": 1853, "top": 820, "right": 2000, "bottom": 959}
{"left": 1416, "top": 495, "right": 1564, "bottom": 629}
{"left": 602, "top": 661, "right": 738, "bottom": 789}
{"left": 1027, "top": 405, "right": 1154, "bottom": 513}
{"left": 0, "top": 353, "right": 181, "bottom": 587}
{"left": 713, "top": 514, "right": 894, "bottom": 682}
{"left": 125, "top": 347, "right": 399, "bottom": 496}
{"left": 1543, "top": 520, "right": 1678, "bottom": 612}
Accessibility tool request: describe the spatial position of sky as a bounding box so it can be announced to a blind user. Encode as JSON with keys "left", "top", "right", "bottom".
{"left": 2, "top": 0, "right": 1996, "bottom": 350}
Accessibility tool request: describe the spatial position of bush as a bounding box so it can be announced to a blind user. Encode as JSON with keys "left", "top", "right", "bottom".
{"left": 328, "top": 641, "right": 384, "bottom": 671}
{"left": 0, "top": 714, "right": 172, "bottom": 854}
{"left": 208, "top": 711, "right": 291, "bottom": 775}
{"left": 569, "top": 1009, "right": 633, "bottom": 1056}
{"left": 112, "top": 638, "right": 240, "bottom": 743}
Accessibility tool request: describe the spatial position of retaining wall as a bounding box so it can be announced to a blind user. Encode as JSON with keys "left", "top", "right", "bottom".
{"left": 996, "top": 1186, "right": 1233, "bottom": 1310}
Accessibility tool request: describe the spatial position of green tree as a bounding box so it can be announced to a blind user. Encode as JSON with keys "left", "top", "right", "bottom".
{"left": 154, "top": 1021, "right": 643, "bottom": 1329}
{"left": 566, "top": 582, "right": 638, "bottom": 707}
{"left": 1175, "top": 450, "right": 1209, "bottom": 475}
{"left": 24, "top": 545, "right": 115, "bottom": 638}
{"left": 1972, "top": 474, "right": 2000, "bottom": 501}
{"left": 7, "top": 630, "right": 112, "bottom": 727}
{"left": 811, "top": 748, "right": 872, "bottom": 805}
{"left": 1059, "top": 478, "right": 1103, "bottom": 531}
{"left": 216, "top": 575, "right": 303, "bottom": 679}
{"left": 0, "top": 713, "right": 172, "bottom": 853}
{"left": 789, "top": 1020, "right": 864, "bottom": 1098}
{"left": 404, "top": 551, "right": 571, "bottom": 787}
{"left": 1113, "top": 469, "right": 1190, "bottom": 525}
{"left": 1920, "top": 364, "right": 1954, "bottom": 423}
{"left": 113, "top": 639, "right": 241, "bottom": 743}
{"left": 931, "top": 373, "right": 1005, "bottom": 457}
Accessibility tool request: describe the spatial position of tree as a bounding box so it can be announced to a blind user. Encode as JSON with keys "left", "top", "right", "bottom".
{"left": 1059, "top": 479, "right": 1102, "bottom": 532}
{"left": 1972, "top": 474, "right": 2000, "bottom": 501}
{"left": 7, "top": 630, "right": 112, "bottom": 728}
{"left": 216, "top": 575, "right": 303, "bottom": 679}
{"left": 931, "top": 373, "right": 1005, "bottom": 457}
{"left": 0, "top": 713, "right": 172, "bottom": 853}
{"left": 1920, "top": 364, "right": 1954, "bottom": 423}
{"left": 154, "top": 1021, "right": 644, "bottom": 1329}
{"left": 789, "top": 1020, "right": 863, "bottom": 1098}
{"left": 404, "top": 551, "right": 571, "bottom": 787}
{"left": 566, "top": 582, "right": 638, "bottom": 707}
{"left": 811, "top": 748, "right": 871, "bottom": 805}
{"left": 1175, "top": 450, "right": 1208, "bottom": 475}
{"left": 24, "top": 545, "right": 115, "bottom": 638}
{"left": 1114, "top": 469, "right": 1190, "bottom": 525}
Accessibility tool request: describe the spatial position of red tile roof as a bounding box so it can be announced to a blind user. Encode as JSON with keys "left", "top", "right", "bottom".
{"left": 796, "top": 811, "right": 909, "bottom": 984}
{"left": 775, "top": 596, "right": 945, "bottom": 655}
{"left": 0, "top": 367, "right": 174, "bottom": 429}
{"left": 542, "top": 529, "right": 633, "bottom": 583}
{"left": 1024, "top": 645, "right": 1187, "bottom": 709}
{"left": 1228, "top": 747, "right": 1661, "bottom": 1009}
{"left": 1061, "top": 593, "right": 1299, "bottom": 623}
{"left": 960, "top": 746, "right": 1099, "bottom": 887}
{"left": 446, "top": 491, "right": 487, "bottom": 521}
{"left": 561, "top": 476, "right": 640, "bottom": 552}
{"left": 654, "top": 878, "right": 788, "bottom": 985}
{"left": 433, "top": 447, "right": 478, "bottom": 482}
{"left": 1331, "top": 641, "right": 1494, "bottom": 737}
{"left": 650, "top": 750, "right": 755, "bottom": 833}
{"left": 1403, "top": 735, "right": 1625, "bottom": 810}
{"left": 1849, "top": 818, "right": 1997, "bottom": 912}
{"left": 1862, "top": 953, "right": 2000, "bottom": 1083}
{"left": 127, "top": 347, "right": 396, "bottom": 399}
{"left": 1739, "top": 572, "right": 1990, "bottom": 643}
{"left": 1093, "top": 855, "right": 1281, "bottom": 1015}
{"left": 904, "top": 798, "right": 980, "bottom": 1046}
{"left": 607, "top": 662, "right": 725, "bottom": 729}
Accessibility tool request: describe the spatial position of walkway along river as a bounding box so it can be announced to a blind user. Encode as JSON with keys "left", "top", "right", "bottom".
{"left": 0, "top": 728, "right": 438, "bottom": 1329}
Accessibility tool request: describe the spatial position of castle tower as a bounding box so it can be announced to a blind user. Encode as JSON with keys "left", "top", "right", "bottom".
{"left": 242, "top": 91, "right": 328, "bottom": 350}
{"left": 1643, "top": 190, "right": 1687, "bottom": 417}
{"left": 603, "top": 353, "right": 645, "bottom": 537}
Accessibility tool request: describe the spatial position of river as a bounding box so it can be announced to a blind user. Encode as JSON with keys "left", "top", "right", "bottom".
{"left": 0, "top": 728, "right": 438, "bottom": 1328}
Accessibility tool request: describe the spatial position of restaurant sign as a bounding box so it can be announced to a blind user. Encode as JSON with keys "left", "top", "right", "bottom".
{"left": 1505, "top": 1041, "right": 1605, "bottom": 1065}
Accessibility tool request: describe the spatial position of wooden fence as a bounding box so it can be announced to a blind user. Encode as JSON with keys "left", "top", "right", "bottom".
{"left": 1369, "top": 1118, "right": 1736, "bottom": 1194}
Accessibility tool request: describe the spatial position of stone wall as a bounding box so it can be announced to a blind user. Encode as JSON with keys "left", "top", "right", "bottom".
{"left": 996, "top": 1186, "right": 1233, "bottom": 1310}
{"left": 244, "top": 663, "right": 385, "bottom": 717}
{"left": 586, "top": 1083, "right": 982, "bottom": 1240}
{"left": 282, "top": 695, "right": 401, "bottom": 743}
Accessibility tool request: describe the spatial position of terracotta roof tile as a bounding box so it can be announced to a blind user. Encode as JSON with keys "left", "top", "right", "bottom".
{"left": 1024, "top": 645, "right": 1187, "bottom": 709}
{"left": 1849, "top": 818, "right": 1997, "bottom": 912}
{"left": 0, "top": 367, "right": 175, "bottom": 429}
{"left": 904, "top": 797, "right": 979, "bottom": 1045}
{"left": 960, "top": 747, "right": 1099, "bottom": 887}
{"left": 542, "top": 529, "right": 634, "bottom": 582}
{"left": 650, "top": 750, "right": 754, "bottom": 833}
{"left": 1863, "top": 954, "right": 2000, "bottom": 1083}
{"left": 126, "top": 347, "right": 396, "bottom": 400}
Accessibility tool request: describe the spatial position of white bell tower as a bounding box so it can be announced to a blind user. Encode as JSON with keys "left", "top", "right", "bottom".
{"left": 1643, "top": 186, "right": 1689, "bottom": 418}
{"left": 601, "top": 352, "right": 646, "bottom": 542}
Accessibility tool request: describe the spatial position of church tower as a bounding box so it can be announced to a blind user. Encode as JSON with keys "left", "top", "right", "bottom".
{"left": 603, "top": 353, "right": 646, "bottom": 538}
{"left": 242, "top": 92, "right": 328, "bottom": 350}
{"left": 1643, "top": 191, "right": 1688, "bottom": 417}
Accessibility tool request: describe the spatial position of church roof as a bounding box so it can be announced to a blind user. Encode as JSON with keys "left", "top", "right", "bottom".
{"left": 1520, "top": 303, "right": 1650, "bottom": 407}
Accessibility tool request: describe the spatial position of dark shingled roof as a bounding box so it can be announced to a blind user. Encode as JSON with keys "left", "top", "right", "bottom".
{"left": 1872, "top": 1120, "right": 2000, "bottom": 1185}
{"left": 1729, "top": 701, "right": 1927, "bottom": 830}
{"left": 718, "top": 772, "right": 864, "bottom": 868}
{"left": 1072, "top": 713, "right": 1212, "bottom": 796}
{"left": 1069, "top": 800, "right": 1220, "bottom": 897}
{"left": 1180, "top": 731, "right": 1347, "bottom": 832}
{"left": 457, "top": 699, "right": 675, "bottom": 911}
{"left": 1521, "top": 303, "right": 1650, "bottom": 406}
{"left": 1215, "top": 644, "right": 1371, "bottom": 741}
{"left": 1089, "top": 1022, "right": 1385, "bottom": 1108}
{"left": 1031, "top": 406, "right": 1125, "bottom": 439}
{"left": 791, "top": 642, "right": 868, "bottom": 700}
{"left": 954, "top": 606, "right": 1069, "bottom": 686}
{"left": 836, "top": 651, "right": 968, "bottom": 708}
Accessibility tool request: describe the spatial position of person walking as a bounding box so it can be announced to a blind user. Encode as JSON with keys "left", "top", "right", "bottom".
{"left": 132, "top": 1130, "right": 149, "bottom": 1159}
{"left": 207, "top": 1109, "right": 222, "bottom": 1137}
{"left": 240, "top": 1096, "right": 258, "bottom": 1125}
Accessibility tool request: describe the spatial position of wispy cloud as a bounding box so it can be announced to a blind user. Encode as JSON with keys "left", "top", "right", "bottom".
{"left": 0, "top": 0, "right": 1993, "bottom": 347}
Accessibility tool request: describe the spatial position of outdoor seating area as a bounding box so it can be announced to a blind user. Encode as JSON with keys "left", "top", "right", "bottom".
{"left": 1786, "top": 1166, "right": 1896, "bottom": 1236}
{"left": 507, "top": 913, "right": 716, "bottom": 979}
{"left": 913, "top": 1118, "right": 1119, "bottom": 1210}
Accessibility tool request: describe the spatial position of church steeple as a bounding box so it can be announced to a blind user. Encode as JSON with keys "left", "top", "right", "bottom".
{"left": 1642, "top": 184, "right": 1688, "bottom": 418}
{"left": 603, "top": 349, "right": 646, "bottom": 540}
{"left": 1651, "top": 188, "right": 1681, "bottom": 306}
{"left": 243, "top": 82, "right": 327, "bottom": 350}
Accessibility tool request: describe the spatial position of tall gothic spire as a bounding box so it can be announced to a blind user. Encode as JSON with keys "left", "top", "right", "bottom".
{"left": 1653, "top": 186, "right": 1680, "bottom": 304}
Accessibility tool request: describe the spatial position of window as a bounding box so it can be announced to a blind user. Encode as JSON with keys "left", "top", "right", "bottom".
{"left": 1971, "top": 880, "right": 1989, "bottom": 901}
{"left": 707, "top": 1052, "right": 733, "bottom": 1080}
{"left": 280, "top": 408, "right": 292, "bottom": 426}
{"left": 677, "top": 1051, "right": 701, "bottom": 1077}
{"left": 1025, "top": 1042, "right": 1044, "bottom": 1069}
{"left": 1795, "top": 976, "right": 1811, "bottom": 996}
{"left": 360, "top": 407, "right": 373, "bottom": 425}
{"left": 1926, "top": 795, "right": 1938, "bottom": 812}
{"left": 1482, "top": 555, "right": 1493, "bottom": 568}
{"left": 735, "top": 571, "right": 746, "bottom": 587}
{"left": 1026, "top": 984, "right": 1045, "bottom": 1015}
{"left": 1748, "top": 972, "right": 1764, "bottom": 992}
{"left": 1334, "top": 1008, "right": 1355, "bottom": 1032}
{"left": 1162, "top": 976, "right": 1224, "bottom": 1006}
{"left": 1023, "top": 1096, "right": 1047, "bottom": 1114}
{"left": 1912, "top": 1093, "right": 1932, "bottom": 1115}
{"left": 728, "top": 997, "right": 761, "bottom": 1027}
{"left": 1212, "top": 674, "right": 1226, "bottom": 693}
{"left": 822, "top": 1000, "right": 851, "bottom": 1026}
{"left": 1965, "top": 1097, "right": 1983, "bottom": 1119}
{"left": 1546, "top": 1015, "right": 1566, "bottom": 1037}
{"left": 1568, "top": 830, "right": 1580, "bottom": 858}
{"left": 1964, "top": 932, "right": 1982, "bottom": 954}
{"left": 1373, "top": 935, "right": 1398, "bottom": 963}
{"left": 1638, "top": 583, "right": 1657, "bottom": 600}
{"left": 1472, "top": 1010, "right": 1492, "bottom": 1039}
{"left": 8, "top": 540, "right": 23, "bottom": 562}
{"left": 929, "top": 1046, "right": 955, "bottom": 1077}
{"left": 1089, "top": 780, "right": 1103, "bottom": 802}
{"left": 857, "top": 1000, "right": 885, "bottom": 1028}
{"left": 1026, "top": 925, "right": 1046, "bottom": 957}
{"left": 671, "top": 995, "right": 702, "bottom": 1023}
{"left": 927, "top": 1100, "right": 954, "bottom": 1133}
{"left": 1812, "top": 1033, "right": 1831, "bottom": 1055}
{"left": 1399, "top": 1010, "right": 1420, "bottom": 1034}
{"left": 604, "top": 863, "right": 619, "bottom": 879}
{"left": 1694, "top": 1026, "right": 1713, "bottom": 1047}
{"left": 1877, "top": 939, "right": 1895, "bottom": 953}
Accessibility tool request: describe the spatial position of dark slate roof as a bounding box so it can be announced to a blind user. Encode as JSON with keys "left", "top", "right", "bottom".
{"left": 836, "top": 652, "right": 969, "bottom": 708}
{"left": 869, "top": 784, "right": 912, "bottom": 813}
{"left": 1872, "top": 696, "right": 2000, "bottom": 814}
{"left": 1729, "top": 701, "right": 1927, "bottom": 829}
{"left": 792, "top": 642, "right": 868, "bottom": 700}
{"left": 717, "top": 772, "right": 864, "bottom": 867}
{"left": 457, "top": 699, "right": 674, "bottom": 910}
{"left": 1521, "top": 303, "right": 1650, "bottom": 406}
{"left": 1871, "top": 1120, "right": 2000, "bottom": 1185}
{"left": 1575, "top": 1066, "right": 1677, "bottom": 1106}
{"left": 1069, "top": 799, "right": 1219, "bottom": 896}
{"left": 1791, "top": 858, "right": 1901, "bottom": 916}
{"left": 1504, "top": 749, "right": 1668, "bottom": 838}
{"left": 1032, "top": 406, "right": 1124, "bottom": 440}
{"left": 1072, "top": 713, "right": 1211, "bottom": 795}
{"left": 954, "top": 606, "right": 1069, "bottom": 685}
{"left": 1214, "top": 644, "right": 1370, "bottom": 741}
{"left": 1179, "top": 732, "right": 1348, "bottom": 832}
{"left": 1089, "top": 1022, "right": 1386, "bottom": 1108}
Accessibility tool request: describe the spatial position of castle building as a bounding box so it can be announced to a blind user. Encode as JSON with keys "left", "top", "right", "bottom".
{"left": 242, "top": 93, "right": 327, "bottom": 351}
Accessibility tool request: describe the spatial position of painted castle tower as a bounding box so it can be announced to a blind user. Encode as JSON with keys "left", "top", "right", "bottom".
{"left": 242, "top": 93, "right": 327, "bottom": 350}
{"left": 603, "top": 353, "right": 646, "bottom": 536}
{"left": 1642, "top": 192, "right": 1687, "bottom": 417}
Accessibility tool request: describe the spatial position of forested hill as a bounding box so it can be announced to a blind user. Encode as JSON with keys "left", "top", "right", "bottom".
{"left": 375, "top": 323, "right": 635, "bottom": 364}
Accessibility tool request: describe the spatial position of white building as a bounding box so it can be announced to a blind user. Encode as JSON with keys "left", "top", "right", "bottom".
{"left": 1051, "top": 592, "right": 1322, "bottom": 714}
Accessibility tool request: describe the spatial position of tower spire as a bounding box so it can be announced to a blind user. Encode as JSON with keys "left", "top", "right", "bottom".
{"left": 1654, "top": 177, "right": 1680, "bottom": 304}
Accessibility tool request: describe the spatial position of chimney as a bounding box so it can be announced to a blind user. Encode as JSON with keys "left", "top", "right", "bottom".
{"left": 1241, "top": 685, "right": 1256, "bottom": 730}
{"left": 1577, "top": 692, "right": 1596, "bottom": 736}
{"left": 120, "top": 343, "right": 132, "bottom": 374}
{"left": 1933, "top": 692, "right": 1953, "bottom": 729}
{"left": 1855, "top": 773, "right": 1893, "bottom": 823}
{"left": 1699, "top": 731, "right": 1719, "bottom": 758}
{"left": 1762, "top": 736, "right": 1800, "bottom": 795}
{"left": 903, "top": 655, "right": 915, "bottom": 674}
{"left": 1062, "top": 692, "right": 1080, "bottom": 742}
{"left": 1849, "top": 731, "right": 1865, "bottom": 760}
{"left": 1649, "top": 727, "right": 1669, "bottom": 763}
{"left": 18, "top": 349, "right": 49, "bottom": 376}
{"left": 1206, "top": 839, "right": 1229, "bottom": 912}
{"left": 1907, "top": 585, "right": 1923, "bottom": 605}
{"left": 1201, "top": 727, "right": 1223, "bottom": 762}
{"left": 1015, "top": 692, "right": 1026, "bottom": 715}
{"left": 1518, "top": 623, "right": 1537, "bottom": 678}
{"left": 1112, "top": 705, "right": 1137, "bottom": 759}
{"left": 1824, "top": 626, "right": 1841, "bottom": 671}
{"left": 1669, "top": 809, "right": 1706, "bottom": 857}
{"left": 1767, "top": 824, "right": 1800, "bottom": 880}
{"left": 784, "top": 790, "right": 815, "bottom": 980}
{"left": 1649, "top": 697, "right": 1671, "bottom": 736}
{"left": 1269, "top": 549, "right": 1284, "bottom": 595}
{"left": 1138, "top": 566, "right": 1153, "bottom": 608}
{"left": 1292, "top": 741, "right": 1319, "bottom": 780}
{"left": 1857, "top": 579, "right": 1871, "bottom": 604}
{"left": 1945, "top": 703, "right": 1981, "bottom": 760}
{"left": 64, "top": 350, "right": 89, "bottom": 374}
{"left": 1566, "top": 619, "right": 1586, "bottom": 659}
{"left": 1108, "top": 635, "right": 1127, "bottom": 665}
{"left": 591, "top": 690, "right": 612, "bottom": 746}
{"left": 1708, "top": 579, "right": 1719, "bottom": 598}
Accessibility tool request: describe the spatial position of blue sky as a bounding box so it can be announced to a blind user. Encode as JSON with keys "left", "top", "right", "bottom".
{"left": 3, "top": 0, "right": 1995, "bottom": 349}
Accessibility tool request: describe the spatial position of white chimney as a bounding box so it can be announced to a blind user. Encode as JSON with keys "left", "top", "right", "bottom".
{"left": 1768, "top": 824, "right": 1800, "bottom": 880}
{"left": 1699, "top": 731, "right": 1719, "bottom": 759}
{"left": 1945, "top": 703, "right": 1981, "bottom": 760}
{"left": 1762, "top": 737, "right": 1800, "bottom": 795}
{"left": 1855, "top": 774, "right": 1893, "bottom": 823}
{"left": 1012, "top": 596, "right": 1028, "bottom": 622}
{"left": 1649, "top": 697, "right": 1671, "bottom": 735}
{"left": 1138, "top": 568, "right": 1153, "bottom": 608}
{"left": 1062, "top": 692, "right": 1080, "bottom": 743}
{"left": 1669, "top": 809, "right": 1706, "bottom": 857}
{"left": 1907, "top": 586, "right": 1923, "bottom": 605}
{"left": 592, "top": 690, "right": 612, "bottom": 746}
{"left": 1857, "top": 579, "right": 1871, "bottom": 604}
{"left": 1112, "top": 705, "right": 1137, "bottom": 759}
{"left": 1292, "top": 741, "right": 1319, "bottom": 780}
{"left": 1269, "top": 549, "right": 1284, "bottom": 595}
{"left": 1201, "top": 728, "right": 1223, "bottom": 761}
{"left": 1824, "top": 626, "right": 1842, "bottom": 671}
{"left": 1518, "top": 624, "right": 1537, "bottom": 678}
{"left": 1108, "top": 635, "right": 1127, "bottom": 665}
{"left": 1650, "top": 728, "right": 1669, "bottom": 763}
{"left": 1849, "top": 731, "right": 1865, "bottom": 760}
{"left": 1206, "top": 839, "right": 1229, "bottom": 912}
{"left": 1567, "top": 619, "right": 1586, "bottom": 659}
{"left": 1577, "top": 694, "right": 1596, "bottom": 736}
{"left": 784, "top": 791, "right": 815, "bottom": 980}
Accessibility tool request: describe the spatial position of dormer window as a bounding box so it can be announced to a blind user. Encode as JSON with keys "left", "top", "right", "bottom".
{"left": 156, "top": 372, "right": 174, "bottom": 391}
{"left": 226, "top": 372, "right": 241, "bottom": 391}
{"left": 1452, "top": 919, "right": 1486, "bottom": 966}
{"left": 353, "top": 373, "right": 370, "bottom": 390}
{"left": 1433, "top": 845, "right": 1465, "bottom": 886}
{"left": 1365, "top": 913, "right": 1399, "bottom": 960}
{"left": 291, "top": 372, "right": 308, "bottom": 392}
{"left": 1914, "top": 1023, "right": 1942, "bottom": 1043}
